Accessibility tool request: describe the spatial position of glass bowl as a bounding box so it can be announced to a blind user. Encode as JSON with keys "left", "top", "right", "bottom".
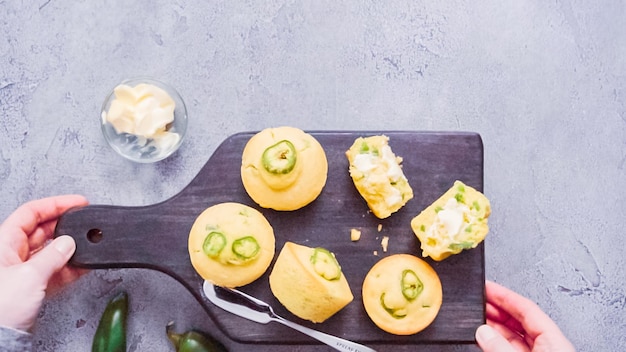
{"left": 100, "top": 77, "right": 188, "bottom": 163}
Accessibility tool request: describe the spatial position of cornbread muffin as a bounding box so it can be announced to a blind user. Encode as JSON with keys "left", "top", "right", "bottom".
{"left": 269, "top": 242, "right": 353, "bottom": 323}
{"left": 241, "top": 126, "right": 328, "bottom": 211}
{"left": 188, "top": 202, "right": 275, "bottom": 287}
{"left": 410, "top": 180, "right": 491, "bottom": 261}
{"left": 346, "top": 135, "right": 413, "bottom": 218}
{"left": 362, "top": 254, "right": 442, "bottom": 335}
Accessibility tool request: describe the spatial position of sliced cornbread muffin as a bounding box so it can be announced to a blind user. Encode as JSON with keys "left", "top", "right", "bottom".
{"left": 410, "top": 180, "right": 491, "bottom": 261}
{"left": 346, "top": 135, "right": 413, "bottom": 218}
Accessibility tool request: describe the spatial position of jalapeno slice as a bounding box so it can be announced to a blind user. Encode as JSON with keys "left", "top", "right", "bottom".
{"left": 232, "top": 236, "right": 260, "bottom": 261}
{"left": 310, "top": 247, "right": 341, "bottom": 281}
{"left": 401, "top": 269, "right": 423, "bottom": 301}
{"left": 262, "top": 140, "right": 297, "bottom": 174}
{"left": 203, "top": 231, "right": 226, "bottom": 258}
{"left": 380, "top": 292, "right": 407, "bottom": 319}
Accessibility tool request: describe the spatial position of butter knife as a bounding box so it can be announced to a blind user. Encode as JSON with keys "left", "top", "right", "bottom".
{"left": 202, "top": 281, "right": 377, "bottom": 352}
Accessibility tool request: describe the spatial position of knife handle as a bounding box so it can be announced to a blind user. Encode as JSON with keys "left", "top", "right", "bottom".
{"left": 274, "top": 315, "right": 377, "bottom": 352}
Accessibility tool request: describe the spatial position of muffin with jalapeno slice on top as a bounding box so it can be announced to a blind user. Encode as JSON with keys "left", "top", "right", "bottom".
{"left": 241, "top": 126, "right": 328, "bottom": 211}
{"left": 346, "top": 135, "right": 413, "bottom": 219}
{"left": 410, "top": 180, "right": 491, "bottom": 261}
{"left": 362, "top": 254, "right": 442, "bottom": 335}
{"left": 269, "top": 242, "right": 354, "bottom": 323}
{"left": 188, "top": 202, "right": 275, "bottom": 288}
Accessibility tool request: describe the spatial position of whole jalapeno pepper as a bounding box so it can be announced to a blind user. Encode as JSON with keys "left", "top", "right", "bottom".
{"left": 166, "top": 321, "right": 228, "bottom": 352}
{"left": 92, "top": 291, "right": 128, "bottom": 352}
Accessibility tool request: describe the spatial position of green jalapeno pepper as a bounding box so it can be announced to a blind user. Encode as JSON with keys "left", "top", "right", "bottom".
{"left": 401, "top": 269, "right": 423, "bottom": 301}
{"left": 380, "top": 292, "right": 407, "bottom": 319}
{"left": 166, "top": 322, "right": 228, "bottom": 352}
{"left": 231, "top": 236, "right": 260, "bottom": 261}
{"left": 310, "top": 247, "right": 341, "bottom": 281}
{"left": 92, "top": 291, "right": 128, "bottom": 352}
{"left": 261, "top": 140, "right": 297, "bottom": 174}
{"left": 203, "top": 231, "right": 227, "bottom": 258}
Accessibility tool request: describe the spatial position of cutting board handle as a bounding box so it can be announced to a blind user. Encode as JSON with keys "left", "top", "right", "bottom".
{"left": 54, "top": 203, "right": 192, "bottom": 275}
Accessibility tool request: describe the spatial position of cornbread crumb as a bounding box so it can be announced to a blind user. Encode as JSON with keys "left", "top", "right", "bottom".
{"left": 381, "top": 236, "right": 389, "bottom": 252}
{"left": 377, "top": 224, "right": 382, "bottom": 232}
{"left": 350, "top": 228, "right": 362, "bottom": 242}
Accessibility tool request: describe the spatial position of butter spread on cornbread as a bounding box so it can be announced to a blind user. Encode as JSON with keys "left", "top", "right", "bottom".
{"left": 410, "top": 180, "right": 491, "bottom": 261}
{"left": 346, "top": 135, "right": 413, "bottom": 219}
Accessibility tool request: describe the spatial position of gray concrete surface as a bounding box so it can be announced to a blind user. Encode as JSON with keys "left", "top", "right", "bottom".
{"left": 1, "top": 1, "right": 624, "bottom": 351}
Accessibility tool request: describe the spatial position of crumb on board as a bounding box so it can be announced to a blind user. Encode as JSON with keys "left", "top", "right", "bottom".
{"left": 381, "top": 236, "right": 389, "bottom": 252}
{"left": 377, "top": 224, "right": 382, "bottom": 232}
{"left": 350, "top": 228, "right": 362, "bottom": 242}
{"left": 373, "top": 250, "right": 378, "bottom": 256}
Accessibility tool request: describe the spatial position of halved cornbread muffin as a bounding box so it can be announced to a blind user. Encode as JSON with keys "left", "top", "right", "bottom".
{"left": 346, "top": 135, "right": 413, "bottom": 219}
{"left": 410, "top": 180, "right": 491, "bottom": 261}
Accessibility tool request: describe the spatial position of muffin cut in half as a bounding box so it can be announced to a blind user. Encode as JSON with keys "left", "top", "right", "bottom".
{"left": 346, "top": 135, "right": 413, "bottom": 219}
{"left": 410, "top": 180, "right": 491, "bottom": 261}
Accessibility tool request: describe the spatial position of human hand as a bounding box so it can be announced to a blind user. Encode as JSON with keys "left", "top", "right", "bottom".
{"left": 0, "top": 195, "right": 89, "bottom": 331}
{"left": 475, "top": 280, "right": 575, "bottom": 352}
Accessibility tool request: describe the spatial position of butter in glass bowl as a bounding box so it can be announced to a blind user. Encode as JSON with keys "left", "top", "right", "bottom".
{"left": 100, "top": 77, "right": 188, "bottom": 163}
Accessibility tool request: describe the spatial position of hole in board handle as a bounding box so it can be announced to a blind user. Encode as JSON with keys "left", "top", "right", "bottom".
{"left": 86, "top": 229, "right": 103, "bottom": 243}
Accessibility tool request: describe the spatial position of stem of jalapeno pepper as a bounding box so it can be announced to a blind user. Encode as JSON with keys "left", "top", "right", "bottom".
{"left": 92, "top": 291, "right": 128, "bottom": 352}
{"left": 166, "top": 321, "right": 228, "bottom": 352}
{"left": 261, "top": 140, "right": 297, "bottom": 174}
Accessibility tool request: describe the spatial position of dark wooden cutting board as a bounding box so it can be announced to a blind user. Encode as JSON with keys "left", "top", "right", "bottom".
{"left": 54, "top": 131, "right": 485, "bottom": 347}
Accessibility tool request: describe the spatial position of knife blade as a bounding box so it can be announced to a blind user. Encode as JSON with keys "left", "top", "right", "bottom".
{"left": 202, "top": 281, "right": 377, "bottom": 352}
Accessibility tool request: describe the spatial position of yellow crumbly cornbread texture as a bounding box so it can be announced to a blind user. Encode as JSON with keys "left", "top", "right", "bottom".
{"left": 241, "top": 126, "right": 328, "bottom": 211}
{"left": 362, "top": 254, "right": 442, "bottom": 335}
{"left": 269, "top": 242, "right": 354, "bottom": 323}
{"left": 410, "top": 180, "right": 491, "bottom": 261}
{"left": 188, "top": 202, "right": 275, "bottom": 287}
{"left": 346, "top": 135, "right": 413, "bottom": 219}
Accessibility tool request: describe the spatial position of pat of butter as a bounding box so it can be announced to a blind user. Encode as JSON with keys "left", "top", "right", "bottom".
{"left": 102, "top": 83, "right": 177, "bottom": 139}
